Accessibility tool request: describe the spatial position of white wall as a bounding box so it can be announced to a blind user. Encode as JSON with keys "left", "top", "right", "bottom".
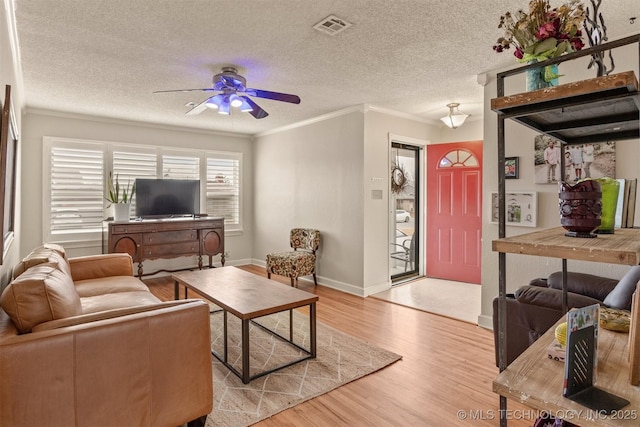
{"left": 363, "top": 109, "right": 435, "bottom": 293}
{"left": 479, "top": 43, "right": 640, "bottom": 329}
{"left": 253, "top": 109, "right": 366, "bottom": 294}
{"left": 253, "top": 106, "right": 439, "bottom": 296}
{"left": 21, "top": 111, "right": 255, "bottom": 270}
{"left": 0, "top": 0, "right": 24, "bottom": 290}
{"left": 438, "top": 118, "right": 483, "bottom": 144}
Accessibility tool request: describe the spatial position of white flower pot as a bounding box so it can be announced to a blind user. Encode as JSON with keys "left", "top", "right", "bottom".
{"left": 113, "top": 203, "right": 131, "bottom": 221}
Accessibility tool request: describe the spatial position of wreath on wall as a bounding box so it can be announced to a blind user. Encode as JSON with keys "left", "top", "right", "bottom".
{"left": 391, "top": 163, "right": 408, "bottom": 194}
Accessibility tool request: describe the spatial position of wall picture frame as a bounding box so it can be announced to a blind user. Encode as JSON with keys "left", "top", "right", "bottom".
{"left": 491, "top": 191, "right": 537, "bottom": 227}
{"left": 0, "top": 85, "right": 18, "bottom": 264}
{"left": 505, "top": 157, "right": 519, "bottom": 179}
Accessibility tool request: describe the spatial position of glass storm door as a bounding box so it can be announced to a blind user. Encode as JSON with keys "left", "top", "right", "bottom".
{"left": 390, "top": 143, "right": 420, "bottom": 281}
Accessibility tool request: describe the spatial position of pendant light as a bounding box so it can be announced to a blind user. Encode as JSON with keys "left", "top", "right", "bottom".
{"left": 440, "top": 103, "right": 469, "bottom": 129}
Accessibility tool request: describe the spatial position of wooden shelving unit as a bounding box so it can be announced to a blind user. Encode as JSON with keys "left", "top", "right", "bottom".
{"left": 492, "top": 227, "right": 640, "bottom": 266}
{"left": 491, "top": 34, "right": 640, "bottom": 426}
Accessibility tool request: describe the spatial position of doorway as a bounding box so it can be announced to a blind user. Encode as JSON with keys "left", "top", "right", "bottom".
{"left": 390, "top": 142, "right": 421, "bottom": 282}
{"left": 426, "top": 141, "right": 483, "bottom": 284}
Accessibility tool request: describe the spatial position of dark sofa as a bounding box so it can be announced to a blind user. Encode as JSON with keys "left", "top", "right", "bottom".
{"left": 493, "top": 266, "right": 640, "bottom": 366}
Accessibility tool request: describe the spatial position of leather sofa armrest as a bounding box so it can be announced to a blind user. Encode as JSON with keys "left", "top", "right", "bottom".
{"left": 32, "top": 300, "right": 203, "bottom": 332}
{"left": 0, "top": 299, "right": 213, "bottom": 426}
{"left": 69, "top": 253, "right": 134, "bottom": 281}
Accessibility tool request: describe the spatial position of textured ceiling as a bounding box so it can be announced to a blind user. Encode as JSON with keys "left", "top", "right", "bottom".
{"left": 12, "top": 0, "right": 640, "bottom": 136}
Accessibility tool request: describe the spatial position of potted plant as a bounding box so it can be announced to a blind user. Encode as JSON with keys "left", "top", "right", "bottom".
{"left": 106, "top": 172, "right": 136, "bottom": 221}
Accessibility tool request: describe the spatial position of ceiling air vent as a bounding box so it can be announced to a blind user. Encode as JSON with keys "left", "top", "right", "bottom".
{"left": 313, "top": 15, "right": 352, "bottom": 36}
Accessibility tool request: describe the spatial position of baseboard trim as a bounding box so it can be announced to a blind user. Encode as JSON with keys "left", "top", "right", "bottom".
{"left": 250, "top": 259, "right": 368, "bottom": 297}
{"left": 477, "top": 314, "right": 493, "bottom": 330}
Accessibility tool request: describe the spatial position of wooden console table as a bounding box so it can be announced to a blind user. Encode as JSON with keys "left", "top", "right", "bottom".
{"left": 107, "top": 217, "right": 225, "bottom": 276}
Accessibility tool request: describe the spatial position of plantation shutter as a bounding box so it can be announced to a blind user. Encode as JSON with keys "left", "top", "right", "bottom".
{"left": 112, "top": 150, "right": 158, "bottom": 215}
{"left": 44, "top": 137, "right": 243, "bottom": 245}
{"left": 206, "top": 155, "right": 240, "bottom": 225}
{"left": 50, "top": 146, "right": 104, "bottom": 234}
{"left": 162, "top": 155, "right": 200, "bottom": 180}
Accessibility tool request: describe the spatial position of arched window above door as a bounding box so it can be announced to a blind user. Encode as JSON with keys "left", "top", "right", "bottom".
{"left": 438, "top": 149, "right": 479, "bottom": 168}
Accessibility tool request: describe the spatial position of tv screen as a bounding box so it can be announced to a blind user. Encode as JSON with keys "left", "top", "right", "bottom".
{"left": 135, "top": 179, "right": 200, "bottom": 218}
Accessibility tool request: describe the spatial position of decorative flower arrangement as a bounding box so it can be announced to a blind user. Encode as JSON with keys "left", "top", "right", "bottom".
{"left": 493, "top": 0, "right": 586, "bottom": 66}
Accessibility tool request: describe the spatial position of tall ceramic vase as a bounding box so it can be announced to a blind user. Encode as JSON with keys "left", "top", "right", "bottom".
{"left": 526, "top": 61, "right": 559, "bottom": 91}
{"left": 113, "top": 203, "right": 131, "bottom": 221}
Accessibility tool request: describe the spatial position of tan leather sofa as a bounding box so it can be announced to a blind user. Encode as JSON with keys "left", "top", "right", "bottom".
{"left": 0, "top": 244, "right": 213, "bottom": 427}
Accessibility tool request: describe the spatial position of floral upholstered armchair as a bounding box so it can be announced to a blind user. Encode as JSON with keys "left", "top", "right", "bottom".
{"left": 266, "top": 228, "right": 320, "bottom": 287}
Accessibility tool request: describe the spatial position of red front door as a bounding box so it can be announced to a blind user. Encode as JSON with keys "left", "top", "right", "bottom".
{"left": 426, "top": 141, "right": 483, "bottom": 284}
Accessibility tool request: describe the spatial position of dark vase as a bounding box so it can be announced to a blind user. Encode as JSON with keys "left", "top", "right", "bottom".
{"left": 558, "top": 180, "right": 602, "bottom": 238}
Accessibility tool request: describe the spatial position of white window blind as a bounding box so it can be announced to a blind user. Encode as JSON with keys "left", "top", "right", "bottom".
{"left": 44, "top": 137, "right": 243, "bottom": 245}
{"left": 112, "top": 150, "right": 158, "bottom": 214}
{"left": 163, "top": 155, "right": 200, "bottom": 179}
{"left": 206, "top": 155, "right": 240, "bottom": 225}
{"left": 50, "top": 146, "right": 104, "bottom": 235}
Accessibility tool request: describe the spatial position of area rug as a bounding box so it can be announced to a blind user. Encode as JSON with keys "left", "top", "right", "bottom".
{"left": 204, "top": 307, "right": 402, "bottom": 427}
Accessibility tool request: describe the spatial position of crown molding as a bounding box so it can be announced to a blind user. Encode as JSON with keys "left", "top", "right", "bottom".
{"left": 26, "top": 108, "right": 250, "bottom": 139}
{"left": 365, "top": 104, "right": 434, "bottom": 124}
{"left": 255, "top": 105, "right": 366, "bottom": 137}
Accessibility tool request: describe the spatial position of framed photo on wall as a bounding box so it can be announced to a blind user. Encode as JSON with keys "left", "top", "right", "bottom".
{"left": 534, "top": 134, "right": 616, "bottom": 184}
{"left": 491, "top": 192, "right": 537, "bottom": 227}
{"left": 505, "top": 157, "right": 519, "bottom": 179}
{"left": 561, "top": 141, "right": 616, "bottom": 184}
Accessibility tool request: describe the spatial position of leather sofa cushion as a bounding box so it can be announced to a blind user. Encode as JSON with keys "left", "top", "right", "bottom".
{"left": 515, "top": 285, "right": 602, "bottom": 311}
{"left": 68, "top": 253, "right": 133, "bottom": 282}
{"left": 80, "top": 291, "right": 162, "bottom": 314}
{"left": 0, "top": 263, "right": 82, "bottom": 333}
{"left": 603, "top": 266, "right": 640, "bottom": 310}
{"left": 13, "top": 244, "right": 70, "bottom": 280}
{"left": 545, "top": 271, "right": 617, "bottom": 302}
{"left": 74, "top": 276, "right": 151, "bottom": 298}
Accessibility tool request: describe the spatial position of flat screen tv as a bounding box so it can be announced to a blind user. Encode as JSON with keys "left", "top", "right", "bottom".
{"left": 135, "top": 179, "right": 200, "bottom": 218}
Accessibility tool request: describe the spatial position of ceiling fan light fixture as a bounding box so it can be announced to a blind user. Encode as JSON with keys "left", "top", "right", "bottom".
{"left": 217, "top": 98, "right": 230, "bottom": 115}
{"left": 229, "top": 94, "right": 243, "bottom": 108}
{"left": 440, "top": 103, "right": 469, "bottom": 129}
{"left": 238, "top": 98, "right": 254, "bottom": 113}
{"left": 205, "top": 95, "right": 222, "bottom": 109}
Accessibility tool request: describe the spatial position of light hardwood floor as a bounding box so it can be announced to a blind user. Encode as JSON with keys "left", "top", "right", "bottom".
{"left": 145, "top": 265, "right": 532, "bottom": 427}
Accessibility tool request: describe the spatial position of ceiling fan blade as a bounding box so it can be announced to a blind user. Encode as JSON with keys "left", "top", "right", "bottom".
{"left": 153, "top": 88, "right": 217, "bottom": 93}
{"left": 244, "top": 88, "right": 301, "bottom": 104}
{"left": 241, "top": 96, "right": 269, "bottom": 119}
{"left": 185, "top": 98, "right": 210, "bottom": 115}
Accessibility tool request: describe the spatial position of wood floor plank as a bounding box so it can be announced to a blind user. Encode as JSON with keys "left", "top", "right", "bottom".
{"left": 145, "top": 265, "right": 532, "bottom": 426}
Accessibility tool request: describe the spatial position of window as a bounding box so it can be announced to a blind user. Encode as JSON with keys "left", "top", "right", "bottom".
{"left": 43, "top": 137, "right": 242, "bottom": 245}
{"left": 206, "top": 154, "right": 241, "bottom": 224}
{"left": 438, "top": 149, "right": 479, "bottom": 168}
{"left": 46, "top": 141, "right": 105, "bottom": 241}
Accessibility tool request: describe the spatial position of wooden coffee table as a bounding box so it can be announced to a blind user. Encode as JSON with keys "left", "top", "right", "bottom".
{"left": 172, "top": 267, "right": 318, "bottom": 384}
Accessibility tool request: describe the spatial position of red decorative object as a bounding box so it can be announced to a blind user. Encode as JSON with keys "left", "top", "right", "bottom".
{"left": 558, "top": 180, "right": 602, "bottom": 238}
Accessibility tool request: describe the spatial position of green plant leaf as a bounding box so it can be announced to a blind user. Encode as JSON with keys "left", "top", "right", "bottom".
{"left": 533, "top": 37, "right": 557, "bottom": 55}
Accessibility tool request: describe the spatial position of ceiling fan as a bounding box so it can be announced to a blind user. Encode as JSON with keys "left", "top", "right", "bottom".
{"left": 154, "top": 67, "right": 300, "bottom": 119}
